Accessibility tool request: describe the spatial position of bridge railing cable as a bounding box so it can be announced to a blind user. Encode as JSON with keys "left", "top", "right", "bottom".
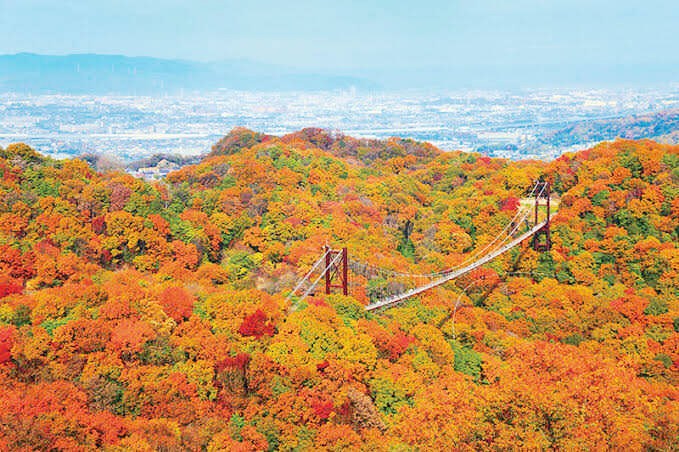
{"left": 349, "top": 204, "right": 531, "bottom": 282}
{"left": 286, "top": 249, "right": 331, "bottom": 300}
{"left": 353, "top": 212, "right": 531, "bottom": 306}
{"left": 350, "top": 181, "right": 543, "bottom": 280}
{"left": 297, "top": 251, "right": 345, "bottom": 302}
{"left": 365, "top": 215, "right": 549, "bottom": 311}
{"left": 425, "top": 207, "right": 531, "bottom": 277}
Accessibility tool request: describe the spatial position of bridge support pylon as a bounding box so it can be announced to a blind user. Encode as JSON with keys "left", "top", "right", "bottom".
{"left": 324, "top": 246, "right": 348, "bottom": 296}
{"left": 533, "top": 181, "right": 551, "bottom": 252}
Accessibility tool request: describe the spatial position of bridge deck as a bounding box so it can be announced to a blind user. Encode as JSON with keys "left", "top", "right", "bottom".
{"left": 365, "top": 220, "right": 549, "bottom": 311}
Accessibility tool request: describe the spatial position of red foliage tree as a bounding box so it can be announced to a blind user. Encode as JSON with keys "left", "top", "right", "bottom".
{"left": 216, "top": 353, "right": 251, "bottom": 373}
{"left": 0, "top": 245, "right": 36, "bottom": 280}
{"left": 0, "top": 326, "right": 16, "bottom": 364}
{"left": 238, "top": 309, "right": 275, "bottom": 338}
{"left": 159, "top": 286, "right": 195, "bottom": 323}
{"left": 216, "top": 353, "right": 251, "bottom": 394}
{"left": 312, "top": 400, "right": 334, "bottom": 420}
{"left": 383, "top": 330, "right": 415, "bottom": 361}
{"left": 0, "top": 281, "right": 22, "bottom": 298}
{"left": 501, "top": 196, "right": 520, "bottom": 212}
{"left": 92, "top": 215, "right": 106, "bottom": 234}
{"left": 110, "top": 318, "right": 155, "bottom": 356}
{"left": 109, "top": 183, "right": 132, "bottom": 211}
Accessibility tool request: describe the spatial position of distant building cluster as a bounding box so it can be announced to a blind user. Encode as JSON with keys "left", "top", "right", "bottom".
{"left": 130, "top": 159, "right": 181, "bottom": 180}
{"left": 0, "top": 87, "right": 677, "bottom": 162}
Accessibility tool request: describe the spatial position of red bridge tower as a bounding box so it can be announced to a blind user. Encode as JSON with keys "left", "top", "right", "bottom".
{"left": 324, "top": 246, "right": 348, "bottom": 295}
{"left": 533, "top": 181, "right": 551, "bottom": 251}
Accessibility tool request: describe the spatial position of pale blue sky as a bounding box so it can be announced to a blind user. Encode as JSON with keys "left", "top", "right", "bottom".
{"left": 1, "top": 0, "right": 677, "bottom": 86}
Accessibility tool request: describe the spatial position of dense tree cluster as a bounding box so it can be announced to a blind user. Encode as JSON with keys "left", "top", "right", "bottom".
{"left": 0, "top": 131, "right": 677, "bottom": 449}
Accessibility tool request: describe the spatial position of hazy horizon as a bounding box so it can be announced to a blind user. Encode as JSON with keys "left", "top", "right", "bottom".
{"left": 1, "top": 0, "right": 678, "bottom": 89}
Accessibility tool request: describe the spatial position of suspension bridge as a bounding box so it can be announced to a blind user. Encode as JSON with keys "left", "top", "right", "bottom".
{"left": 287, "top": 181, "right": 554, "bottom": 311}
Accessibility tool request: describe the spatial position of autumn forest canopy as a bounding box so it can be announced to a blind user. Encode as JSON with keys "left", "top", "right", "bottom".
{"left": 0, "top": 128, "right": 677, "bottom": 450}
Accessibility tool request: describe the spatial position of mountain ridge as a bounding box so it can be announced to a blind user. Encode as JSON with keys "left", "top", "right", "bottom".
{"left": 0, "top": 53, "right": 377, "bottom": 94}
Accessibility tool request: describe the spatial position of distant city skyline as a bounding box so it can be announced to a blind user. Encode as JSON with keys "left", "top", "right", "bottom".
{"left": 1, "top": 0, "right": 678, "bottom": 88}
{"left": 2, "top": 87, "right": 677, "bottom": 161}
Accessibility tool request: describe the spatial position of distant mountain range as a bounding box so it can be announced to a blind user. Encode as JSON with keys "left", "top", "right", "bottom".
{"left": 0, "top": 53, "right": 376, "bottom": 94}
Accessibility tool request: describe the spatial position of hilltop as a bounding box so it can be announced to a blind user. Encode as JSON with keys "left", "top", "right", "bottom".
{"left": 209, "top": 127, "right": 440, "bottom": 163}
{"left": 0, "top": 132, "right": 677, "bottom": 449}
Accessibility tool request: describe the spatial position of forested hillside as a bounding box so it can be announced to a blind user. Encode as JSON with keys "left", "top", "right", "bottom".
{"left": 540, "top": 109, "right": 679, "bottom": 147}
{"left": 0, "top": 129, "right": 677, "bottom": 450}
